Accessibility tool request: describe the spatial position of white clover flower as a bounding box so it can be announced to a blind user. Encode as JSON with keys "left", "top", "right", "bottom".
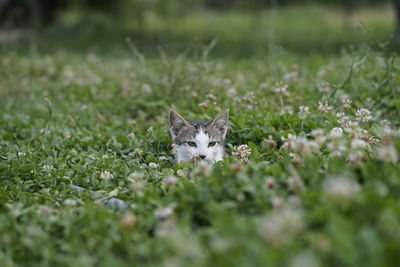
{"left": 154, "top": 206, "right": 174, "bottom": 219}
{"left": 376, "top": 145, "right": 398, "bottom": 163}
{"left": 133, "top": 148, "right": 143, "bottom": 156}
{"left": 280, "top": 106, "right": 294, "bottom": 115}
{"left": 232, "top": 144, "right": 252, "bottom": 161}
{"left": 329, "top": 127, "right": 343, "bottom": 139}
{"left": 223, "top": 78, "right": 232, "bottom": 85}
{"left": 289, "top": 252, "right": 320, "bottom": 267}
{"left": 318, "top": 82, "right": 330, "bottom": 94}
{"left": 141, "top": 84, "right": 152, "bottom": 94}
{"left": 120, "top": 212, "right": 136, "bottom": 228}
{"left": 311, "top": 129, "right": 326, "bottom": 144}
{"left": 264, "top": 176, "right": 275, "bottom": 189}
{"left": 63, "top": 131, "right": 71, "bottom": 139}
{"left": 158, "top": 156, "right": 167, "bottom": 161}
{"left": 148, "top": 162, "right": 158, "bottom": 169}
{"left": 298, "top": 106, "right": 310, "bottom": 120}
{"left": 227, "top": 87, "right": 237, "bottom": 98}
{"left": 128, "top": 132, "right": 135, "bottom": 138}
{"left": 294, "top": 137, "right": 320, "bottom": 157}
{"left": 355, "top": 108, "right": 372, "bottom": 123}
{"left": 206, "top": 93, "right": 216, "bottom": 101}
{"left": 289, "top": 153, "right": 301, "bottom": 164}
{"left": 64, "top": 198, "right": 78, "bottom": 206}
{"left": 163, "top": 175, "right": 179, "bottom": 186}
{"left": 259, "top": 208, "right": 304, "bottom": 247}
{"left": 336, "top": 112, "right": 350, "bottom": 126}
{"left": 284, "top": 72, "right": 299, "bottom": 82}
{"left": 274, "top": 84, "right": 289, "bottom": 96}
{"left": 198, "top": 102, "right": 208, "bottom": 108}
{"left": 42, "top": 164, "right": 53, "bottom": 172}
{"left": 265, "top": 135, "right": 277, "bottom": 149}
{"left": 318, "top": 101, "right": 333, "bottom": 113}
{"left": 128, "top": 172, "right": 146, "bottom": 191}
{"left": 128, "top": 172, "right": 145, "bottom": 181}
{"left": 242, "top": 92, "right": 255, "bottom": 103}
{"left": 282, "top": 134, "right": 297, "bottom": 150}
{"left": 351, "top": 139, "right": 367, "bottom": 150}
{"left": 100, "top": 171, "right": 114, "bottom": 179}
{"left": 193, "top": 161, "right": 213, "bottom": 177}
{"left": 327, "top": 139, "right": 347, "bottom": 158}
{"left": 341, "top": 95, "right": 352, "bottom": 110}
{"left": 347, "top": 139, "right": 367, "bottom": 163}
{"left": 323, "top": 176, "right": 360, "bottom": 200}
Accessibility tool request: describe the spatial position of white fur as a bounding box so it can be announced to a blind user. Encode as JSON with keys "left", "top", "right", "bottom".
{"left": 176, "top": 129, "right": 224, "bottom": 163}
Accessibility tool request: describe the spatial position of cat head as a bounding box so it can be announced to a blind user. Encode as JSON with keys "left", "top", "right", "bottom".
{"left": 169, "top": 109, "right": 229, "bottom": 163}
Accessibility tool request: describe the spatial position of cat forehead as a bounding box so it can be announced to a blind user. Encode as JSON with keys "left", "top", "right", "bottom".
{"left": 188, "top": 120, "right": 209, "bottom": 129}
{"left": 194, "top": 129, "right": 210, "bottom": 144}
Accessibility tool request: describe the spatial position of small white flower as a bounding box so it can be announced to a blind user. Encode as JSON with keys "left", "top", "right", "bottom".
{"left": 232, "top": 144, "right": 252, "bottom": 161}
{"left": 355, "top": 108, "right": 372, "bottom": 123}
{"left": 18, "top": 152, "right": 26, "bottom": 157}
{"left": 198, "top": 102, "right": 208, "bottom": 108}
{"left": 318, "top": 82, "right": 330, "bottom": 94}
{"left": 351, "top": 139, "right": 367, "bottom": 150}
{"left": 63, "top": 131, "right": 71, "bottom": 139}
{"left": 274, "top": 84, "right": 289, "bottom": 96}
{"left": 327, "top": 138, "right": 347, "bottom": 158}
{"left": 259, "top": 208, "right": 304, "bottom": 247}
{"left": 311, "top": 129, "right": 326, "bottom": 144}
{"left": 318, "top": 101, "right": 333, "bottom": 113}
{"left": 154, "top": 206, "right": 174, "bottom": 219}
{"left": 128, "top": 132, "right": 135, "bottom": 138}
{"left": 280, "top": 106, "right": 294, "bottom": 115}
{"left": 323, "top": 176, "right": 360, "bottom": 200}
{"left": 282, "top": 134, "right": 297, "bottom": 150}
{"left": 294, "top": 137, "right": 320, "bottom": 157}
{"left": 148, "top": 162, "right": 158, "bottom": 168}
{"left": 227, "top": 87, "right": 237, "bottom": 98}
{"left": 100, "top": 171, "right": 114, "bottom": 179}
{"left": 42, "top": 164, "right": 53, "bottom": 172}
{"left": 341, "top": 95, "right": 352, "bottom": 110}
{"left": 133, "top": 148, "right": 143, "bottom": 156}
{"left": 141, "top": 84, "right": 152, "bottom": 94}
{"left": 298, "top": 106, "right": 310, "bottom": 120}
{"left": 336, "top": 113, "right": 349, "bottom": 126}
{"left": 193, "top": 161, "right": 213, "bottom": 177}
{"left": 376, "top": 145, "right": 398, "bottom": 163}
{"left": 163, "top": 175, "right": 179, "bottom": 186}
{"left": 158, "top": 156, "right": 167, "bottom": 161}
{"left": 206, "top": 93, "right": 216, "bottom": 101}
{"left": 64, "top": 198, "right": 78, "bottom": 206}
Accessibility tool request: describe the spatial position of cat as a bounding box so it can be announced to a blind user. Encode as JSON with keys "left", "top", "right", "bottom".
{"left": 169, "top": 109, "right": 229, "bottom": 163}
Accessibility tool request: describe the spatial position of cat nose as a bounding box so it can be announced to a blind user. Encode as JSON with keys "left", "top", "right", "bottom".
{"left": 199, "top": 155, "right": 206, "bottom": 159}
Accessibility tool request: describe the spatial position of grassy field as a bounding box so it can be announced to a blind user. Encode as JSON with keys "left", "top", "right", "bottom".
{"left": 1, "top": 4, "right": 400, "bottom": 267}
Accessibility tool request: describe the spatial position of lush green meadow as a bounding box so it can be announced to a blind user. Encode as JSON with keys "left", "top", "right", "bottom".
{"left": 1, "top": 4, "right": 400, "bottom": 267}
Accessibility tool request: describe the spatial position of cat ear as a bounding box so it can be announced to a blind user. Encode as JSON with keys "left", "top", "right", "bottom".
{"left": 209, "top": 109, "right": 229, "bottom": 138}
{"left": 169, "top": 109, "right": 190, "bottom": 140}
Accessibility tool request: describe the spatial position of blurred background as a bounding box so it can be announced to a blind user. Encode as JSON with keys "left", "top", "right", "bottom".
{"left": 0, "top": 0, "right": 397, "bottom": 57}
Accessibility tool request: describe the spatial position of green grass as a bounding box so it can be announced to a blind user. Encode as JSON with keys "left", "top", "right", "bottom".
{"left": 1, "top": 4, "right": 400, "bottom": 267}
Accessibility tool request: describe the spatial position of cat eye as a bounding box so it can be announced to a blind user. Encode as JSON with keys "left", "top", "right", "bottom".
{"left": 208, "top": 141, "right": 217, "bottom": 147}
{"left": 187, "top": 141, "right": 197, "bottom": 147}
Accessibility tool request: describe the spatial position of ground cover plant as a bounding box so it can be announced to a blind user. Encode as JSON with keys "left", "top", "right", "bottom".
{"left": 1, "top": 3, "right": 400, "bottom": 267}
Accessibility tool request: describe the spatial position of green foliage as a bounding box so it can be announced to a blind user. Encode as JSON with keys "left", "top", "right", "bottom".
{"left": 0, "top": 4, "right": 400, "bottom": 267}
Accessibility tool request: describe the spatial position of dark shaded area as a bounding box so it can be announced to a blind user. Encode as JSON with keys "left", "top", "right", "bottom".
{"left": 0, "top": 0, "right": 396, "bottom": 58}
